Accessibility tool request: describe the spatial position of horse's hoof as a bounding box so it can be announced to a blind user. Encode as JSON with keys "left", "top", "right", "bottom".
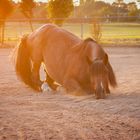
{"left": 38, "top": 87, "right": 43, "bottom": 92}
{"left": 101, "top": 89, "right": 106, "bottom": 99}
{"left": 41, "top": 82, "right": 52, "bottom": 92}
{"left": 95, "top": 91, "right": 105, "bottom": 99}
{"left": 95, "top": 92, "right": 101, "bottom": 99}
{"left": 34, "top": 86, "right": 42, "bottom": 92}
{"left": 105, "top": 89, "right": 110, "bottom": 94}
{"left": 96, "top": 96, "right": 100, "bottom": 99}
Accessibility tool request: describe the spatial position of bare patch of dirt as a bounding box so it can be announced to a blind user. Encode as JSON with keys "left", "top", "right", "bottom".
{"left": 0, "top": 47, "right": 140, "bottom": 140}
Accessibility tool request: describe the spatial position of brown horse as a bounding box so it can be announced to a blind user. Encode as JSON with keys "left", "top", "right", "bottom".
{"left": 13, "top": 24, "right": 117, "bottom": 99}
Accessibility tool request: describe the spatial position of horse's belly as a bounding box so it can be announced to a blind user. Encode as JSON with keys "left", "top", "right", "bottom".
{"left": 43, "top": 47, "right": 67, "bottom": 85}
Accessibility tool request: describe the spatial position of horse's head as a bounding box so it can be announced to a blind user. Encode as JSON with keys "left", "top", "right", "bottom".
{"left": 81, "top": 38, "right": 109, "bottom": 99}
{"left": 88, "top": 58, "right": 109, "bottom": 99}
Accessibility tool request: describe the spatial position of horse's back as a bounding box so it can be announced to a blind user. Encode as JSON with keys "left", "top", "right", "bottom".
{"left": 28, "top": 24, "right": 81, "bottom": 84}
{"left": 44, "top": 26, "right": 81, "bottom": 84}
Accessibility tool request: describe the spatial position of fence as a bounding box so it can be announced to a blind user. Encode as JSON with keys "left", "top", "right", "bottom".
{"left": 1, "top": 17, "right": 140, "bottom": 47}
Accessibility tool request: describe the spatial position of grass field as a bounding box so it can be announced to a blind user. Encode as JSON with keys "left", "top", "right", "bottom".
{"left": 3, "top": 22, "right": 140, "bottom": 46}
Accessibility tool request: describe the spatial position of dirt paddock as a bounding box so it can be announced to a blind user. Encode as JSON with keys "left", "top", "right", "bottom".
{"left": 0, "top": 47, "right": 140, "bottom": 140}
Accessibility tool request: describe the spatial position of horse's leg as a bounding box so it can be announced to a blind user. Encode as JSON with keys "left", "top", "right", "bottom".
{"left": 32, "top": 62, "right": 43, "bottom": 91}
{"left": 95, "top": 79, "right": 105, "bottom": 99}
{"left": 102, "top": 76, "right": 110, "bottom": 94}
{"left": 45, "top": 71, "right": 58, "bottom": 90}
{"left": 63, "top": 78, "right": 86, "bottom": 96}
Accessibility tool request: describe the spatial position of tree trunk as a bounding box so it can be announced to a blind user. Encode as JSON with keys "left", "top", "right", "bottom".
{"left": 0, "top": 23, "right": 2, "bottom": 43}
{"left": 1, "top": 22, "right": 5, "bottom": 45}
{"left": 29, "top": 18, "right": 33, "bottom": 32}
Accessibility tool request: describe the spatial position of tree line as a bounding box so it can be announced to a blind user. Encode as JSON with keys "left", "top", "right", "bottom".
{"left": 77, "top": 0, "right": 140, "bottom": 21}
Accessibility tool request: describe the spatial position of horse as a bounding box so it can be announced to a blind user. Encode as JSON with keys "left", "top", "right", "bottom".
{"left": 13, "top": 24, "right": 117, "bottom": 99}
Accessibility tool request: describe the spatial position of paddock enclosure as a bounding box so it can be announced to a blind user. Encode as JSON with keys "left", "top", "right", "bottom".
{"left": 3, "top": 22, "right": 140, "bottom": 47}
{"left": 0, "top": 47, "right": 140, "bottom": 140}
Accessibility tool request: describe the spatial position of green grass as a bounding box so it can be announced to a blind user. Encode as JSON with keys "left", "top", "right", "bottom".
{"left": 101, "top": 23, "right": 140, "bottom": 39}
{"left": 62, "top": 23, "right": 140, "bottom": 39}
{"left": 3, "top": 22, "right": 140, "bottom": 46}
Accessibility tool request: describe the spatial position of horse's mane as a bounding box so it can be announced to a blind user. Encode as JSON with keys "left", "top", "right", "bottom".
{"left": 70, "top": 37, "right": 97, "bottom": 53}
{"left": 83, "top": 37, "right": 97, "bottom": 43}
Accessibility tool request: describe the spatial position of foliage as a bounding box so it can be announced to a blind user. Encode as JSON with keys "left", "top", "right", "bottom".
{"left": 0, "top": 0, "right": 13, "bottom": 44}
{"left": 91, "top": 21, "right": 102, "bottom": 42}
{"left": 47, "top": 0, "right": 74, "bottom": 26}
{"left": 80, "top": 0, "right": 84, "bottom": 5}
{"left": 78, "top": 1, "right": 112, "bottom": 18}
{"left": 20, "top": 0, "right": 36, "bottom": 31}
{"left": 20, "top": 0, "right": 35, "bottom": 19}
{"left": 77, "top": 0, "right": 140, "bottom": 21}
{"left": 0, "top": 0, "right": 13, "bottom": 19}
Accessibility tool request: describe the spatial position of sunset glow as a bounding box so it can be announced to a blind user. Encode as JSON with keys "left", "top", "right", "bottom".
{"left": 0, "top": 0, "right": 140, "bottom": 139}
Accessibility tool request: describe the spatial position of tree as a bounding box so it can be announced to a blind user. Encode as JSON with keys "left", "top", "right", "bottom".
{"left": 80, "top": 0, "right": 84, "bottom": 5}
{"left": 0, "top": 0, "right": 13, "bottom": 44}
{"left": 116, "top": 0, "right": 123, "bottom": 3}
{"left": 20, "top": 0, "right": 36, "bottom": 31}
{"left": 128, "top": 2, "right": 138, "bottom": 12}
{"left": 92, "top": 1, "right": 112, "bottom": 17}
{"left": 77, "top": 0, "right": 112, "bottom": 18}
{"left": 91, "top": 21, "right": 102, "bottom": 42}
{"left": 47, "top": 0, "right": 74, "bottom": 26}
{"left": 127, "top": 2, "right": 139, "bottom": 21}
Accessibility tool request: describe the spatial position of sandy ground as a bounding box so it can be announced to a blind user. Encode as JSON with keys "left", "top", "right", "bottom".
{"left": 0, "top": 47, "right": 140, "bottom": 140}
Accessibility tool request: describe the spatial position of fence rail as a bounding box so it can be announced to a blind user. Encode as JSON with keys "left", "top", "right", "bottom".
{"left": 0, "top": 18, "right": 140, "bottom": 47}
{"left": 0, "top": 16, "right": 140, "bottom": 23}
{"left": 0, "top": 15, "right": 140, "bottom": 22}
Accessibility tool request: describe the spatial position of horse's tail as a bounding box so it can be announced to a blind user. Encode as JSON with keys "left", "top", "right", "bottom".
{"left": 106, "top": 62, "right": 117, "bottom": 88}
{"left": 13, "top": 35, "right": 34, "bottom": 89}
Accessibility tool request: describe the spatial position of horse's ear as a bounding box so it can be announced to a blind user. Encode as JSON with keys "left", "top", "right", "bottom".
{"left": 103, "top": 53, "right": 108, "bottom": 65}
